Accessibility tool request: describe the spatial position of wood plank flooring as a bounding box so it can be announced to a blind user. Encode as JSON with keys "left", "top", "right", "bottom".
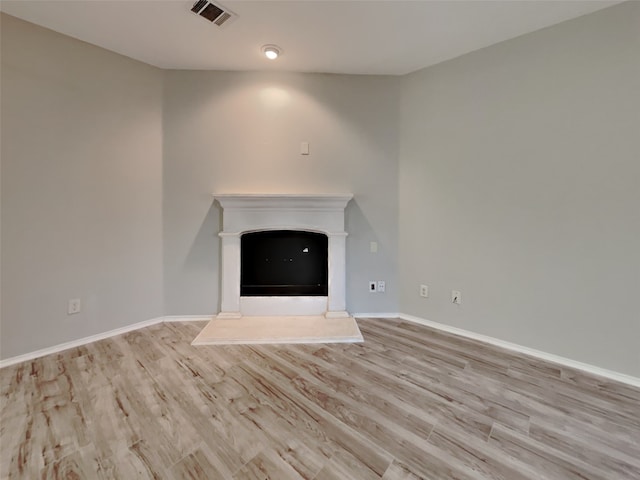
{"left": 1, "top": 317, "right": 639, "bottom": 479}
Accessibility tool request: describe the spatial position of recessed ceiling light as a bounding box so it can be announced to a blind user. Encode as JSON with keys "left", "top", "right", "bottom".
{"left": 262, "top": 45, "right": 281, "bottom": 60}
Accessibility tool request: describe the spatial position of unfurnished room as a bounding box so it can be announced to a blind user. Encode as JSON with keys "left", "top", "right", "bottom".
{"left": 0, "top": 1, "right": 639, "bottom": 479}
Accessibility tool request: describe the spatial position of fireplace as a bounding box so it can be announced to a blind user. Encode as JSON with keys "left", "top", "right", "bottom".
{"left": 213, "top": 194, "right": 353, "bottom": 318}
{"left": 241, "top": 230, "right": 328, "bottom": 296}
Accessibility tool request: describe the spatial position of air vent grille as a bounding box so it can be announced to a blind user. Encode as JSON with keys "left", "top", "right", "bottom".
{"left": 190, "top": 0, "right": 235, "bottom": 27}
{"left": 214, "top": 12, "right": 232, "bottom": 26}
{"left": 190, "top": 0, "right": 207, "bottom": 14}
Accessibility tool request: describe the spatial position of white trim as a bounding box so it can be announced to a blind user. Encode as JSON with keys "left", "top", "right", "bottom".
{"left": 398, "top": 313, "right": 640, "bottom": 389}
{"left": 3, "top": 311, "right": 638, "bottom": 389}
{"left": 163, "top": 315, "right": 213, "bottom": 323}
{"left": 353, "top": 312, "right": 401, "bottom": 319}
{"left": 214, "top": 193, "right": 352, "bottom": 318}
{"left": 240, "top": 296, "right": 328, "bottom": 316}
{"left": 0, "top": 317, "right": 164, "bottom": 369}
{"left": 0, "top": 315, "right": 217, "bottom": 368}
{"left": 213, "top": 193, "right": 353, "bottom": 211}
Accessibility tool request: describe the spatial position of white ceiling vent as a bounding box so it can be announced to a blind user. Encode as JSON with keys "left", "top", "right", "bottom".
{"left": 190, "top": 0, "right": 235, "bottom": 27}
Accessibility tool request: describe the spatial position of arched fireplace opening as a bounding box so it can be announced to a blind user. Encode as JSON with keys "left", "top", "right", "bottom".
{"left": 241, "top": 230, "right": 328, "bottom": 296}
{"left": 214, "top": 193, "right": 352, "bottom": 318}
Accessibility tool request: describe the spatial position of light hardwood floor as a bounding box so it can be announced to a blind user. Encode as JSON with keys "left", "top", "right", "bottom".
{"left": 1, "top": 318, "right": 639, "bottom": 479}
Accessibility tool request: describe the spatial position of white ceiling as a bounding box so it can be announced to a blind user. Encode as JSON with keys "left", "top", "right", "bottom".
{"left": 0, "top": 0, "right": 622, "bottom": 75}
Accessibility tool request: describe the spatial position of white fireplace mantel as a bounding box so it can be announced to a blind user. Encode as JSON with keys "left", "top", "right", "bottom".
{"left": 213, "top": 193, "right": 353, "bottom": 318}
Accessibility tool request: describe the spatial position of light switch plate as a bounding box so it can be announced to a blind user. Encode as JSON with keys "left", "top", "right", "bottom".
{"left": 451, "top": 290, "right": 462, "bottom": 305}
{"left": 68, "top": 298, "right": 81, "bottom": 315}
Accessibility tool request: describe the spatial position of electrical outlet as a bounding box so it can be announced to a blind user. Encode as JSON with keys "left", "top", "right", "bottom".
{"left": 420, "top": 285, "right": 429, "bottom": 297}
{"left": 377, "top": 281, "right": 385, "bottom": 293}
{"left": 68, "top": 298, "right": 81, "bottom": 315}
{"left": 451, "top": 290, "right": 462, "bottom": 305}
{"left": 369, "top": 281, "right": 377, "bottom": 293}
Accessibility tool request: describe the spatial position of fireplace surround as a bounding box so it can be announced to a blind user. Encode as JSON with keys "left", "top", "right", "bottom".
{"left": 214, "top": 194, "right": 353, "bottom": 318}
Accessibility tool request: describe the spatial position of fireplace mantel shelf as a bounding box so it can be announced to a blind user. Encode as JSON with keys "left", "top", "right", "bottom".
{"left": 213, "top": 193, "right": 353, "bottom": 210}
{"left": 213, "top": 193, "right": 353, "bottom": 319}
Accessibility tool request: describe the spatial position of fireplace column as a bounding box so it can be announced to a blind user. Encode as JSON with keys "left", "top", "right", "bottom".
{"left": 218, "top": 232, "right": 241, "bottom": 318}
{"left": 326, "top": 232, "right": 349, "bottom": 318}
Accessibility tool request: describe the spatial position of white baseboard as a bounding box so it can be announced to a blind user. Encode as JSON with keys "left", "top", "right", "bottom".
{"left": 0, "top": 317, "right": 165, "bottom": 369}
{"left": 0, "top": 315, "right": 215, "bottom": 368}
{"left": 398, "top": 313, "right": 640, "bottom": 389}
{"left": 3, "top": 311, "right": 638, "bottom": 389}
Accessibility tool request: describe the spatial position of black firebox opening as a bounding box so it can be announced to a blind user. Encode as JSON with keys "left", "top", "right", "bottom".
{"left": 241, "top": 230, "right": 328, "bottom": 296}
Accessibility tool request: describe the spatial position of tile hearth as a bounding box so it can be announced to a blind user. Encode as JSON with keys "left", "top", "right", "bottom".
{"left": 192, "top": 316, "right": 363, "bottom": 345}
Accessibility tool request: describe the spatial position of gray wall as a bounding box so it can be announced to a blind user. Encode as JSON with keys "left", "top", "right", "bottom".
{"left": 398, "top": 2, "right": 640, "bottom": 376}
{"left": 163, "top": 71, "right": 400, "bottom": 315}
{"left": 0, "top": 14, "right": 164, "bottom": 358}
